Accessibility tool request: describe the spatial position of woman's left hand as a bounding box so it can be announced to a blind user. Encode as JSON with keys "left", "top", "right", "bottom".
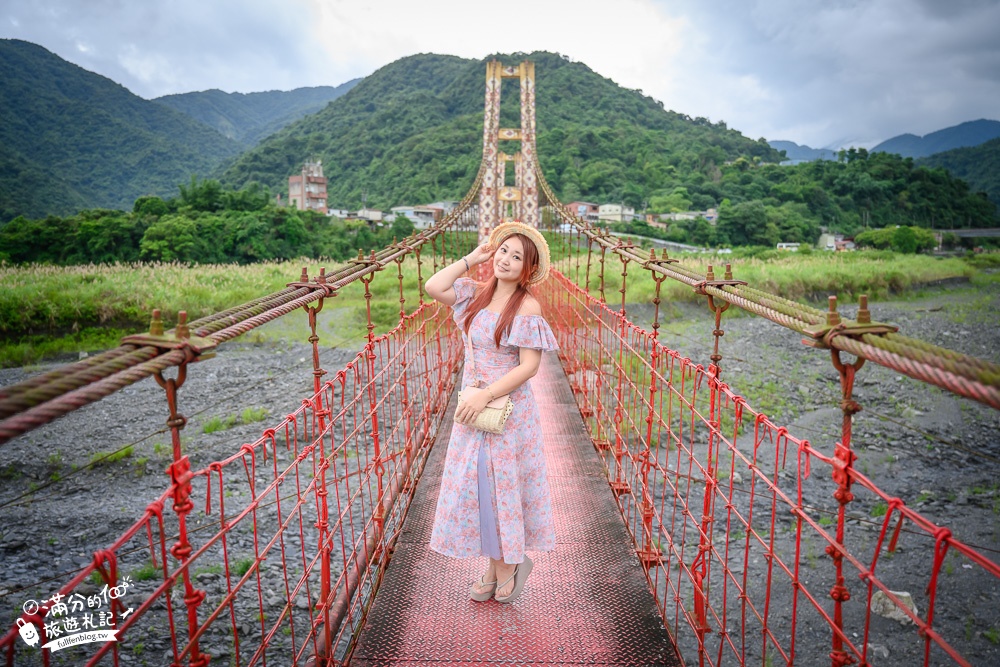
{"left": 456, "top": 387, "right": 491, "bottom": 424}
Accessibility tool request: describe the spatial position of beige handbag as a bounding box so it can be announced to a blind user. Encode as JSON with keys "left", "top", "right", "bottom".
{"left": 457, "top": 332, "right": 514, "bottom": 434}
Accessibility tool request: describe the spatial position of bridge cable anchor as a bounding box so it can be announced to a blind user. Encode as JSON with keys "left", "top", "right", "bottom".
{"left": 287, "top": 266, "right": 339, "bottom": 298}
{"left": 691, "top": 263, "right": 748, "bottom": 296}
{"left": 801, "top": 295, "right": 899, "bottom": 349}
{"left": 121, "top": 309, "right": 217, "bottom": 361}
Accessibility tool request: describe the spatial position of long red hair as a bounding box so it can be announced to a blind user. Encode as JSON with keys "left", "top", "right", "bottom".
{"left": 461, "top": 232, "right": 540, "bottom": 347}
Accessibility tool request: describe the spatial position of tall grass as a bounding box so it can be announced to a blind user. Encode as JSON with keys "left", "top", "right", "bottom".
{"left": 0, "top": 249, "right": 985, "bottom": 367}
{"left": 554, "top": 250, "right": 977, "bottom": 305}
{"left": 0, "top": 260, "right": 294, "bottom": 336}
{"left": 0, "top": 257, "right": 436, "bottom": 367}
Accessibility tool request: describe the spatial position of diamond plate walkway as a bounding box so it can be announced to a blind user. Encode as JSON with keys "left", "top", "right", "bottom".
{"left": 350, "top": 352, "right": 682, "bottom": 666}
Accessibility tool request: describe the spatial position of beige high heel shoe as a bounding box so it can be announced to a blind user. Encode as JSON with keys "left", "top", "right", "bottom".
{"left": 469, "top": 575, "right": 498, "bottom": 602}
{"left": 494, "top": 555, "right": 533, "bottom": 604}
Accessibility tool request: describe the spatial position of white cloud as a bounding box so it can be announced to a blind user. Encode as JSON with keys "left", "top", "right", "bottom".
{"left": 648, "top": 0, "right": 1000, "bottom": 147}
{"left": 304, "top": 0, "right": 687, "bottom": 101}
{"left": 2, "top": 0, "right": 997, "bottom": 147}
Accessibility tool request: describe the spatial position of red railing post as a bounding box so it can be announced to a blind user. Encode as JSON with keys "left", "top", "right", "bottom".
{"left": 691, "top": 366, "right": 718, "bottom": 667}
{"left": 153, "top": 340, "right": 210, "bottom": 667}
{"left": 609, "top": 253, "right": 631, "bottom": 496}
{"left": 687, "top": 261, "right": 740, "bottom": 667}
{"left": 299, "top": 267, "right": 336, "bottom": 656}
{"left": 396, "top": 256, "right": 415, "bottom": 491}
{"left": 827, "top": 298, "right": 864, "bottom": 667}
{"left": 597, "top": 238, "right": 607, "bottom": 303}
{"left": 636, "top": 252, "right": 667, "bottom": 568}
{"left": 361, "top": 266, "right": 386, "bottom": 549}
{"left": 584, "top": 234, "right": 593, "bottom": 296}
{"left": 706, "top": 265, "right": 734, "bottom": 373}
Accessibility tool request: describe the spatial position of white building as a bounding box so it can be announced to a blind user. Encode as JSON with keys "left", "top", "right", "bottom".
{"left": 390, "top": 205, "right": 439, "bottom": 229}
{"left": 598, "top": 203, "right": 637, "bottom": 223}
{"left": 425, "top": 201, "right": 458, "bottom": 215}
{"left": 659, "top": 208, "right": 718, "bottom": 224}
{"left": 354, "top": 208, "right": 383, "bottom": 222}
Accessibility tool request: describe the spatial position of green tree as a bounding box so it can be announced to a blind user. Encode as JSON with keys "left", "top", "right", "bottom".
{"left": 140, "top": 215, "right": 198, "bottom": 261}
{"left": 892, "top": 225, "right": 918, "bottom": 254}
{"left": 689, "top": 218, "right": 716, "bottom": 246}
{"left": 133, "top": 196, "right": 170, "bottom": 217}
{"left": 0, "top": 215, "right": 73, "bottom": 263}
{"left": 391, "top": 215, "right": 416, "bottom": 240}
{"left": 854, "top": 226, "right": 937, "bottom": 253}
{"left": 76, "top": 210, "right": 145, "bottom": 263}
{"left": 221, "top": 182, "right": 271, "bottom": 212}
{"left": 717, "top": 201, "right": 769, "bottom": 246}
{"left": 178, "top": 176, "right": 224, "bottom": 212}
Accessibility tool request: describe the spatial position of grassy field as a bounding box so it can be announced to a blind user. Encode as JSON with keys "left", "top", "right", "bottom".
{"left": 1, "top": 248, "right": 995, "bottom": 368}
{"left": 554, "top": 249, "right": 987, "bottom": 305}
{"left": 0, "top": 258, "right": 434, "bottom": 367}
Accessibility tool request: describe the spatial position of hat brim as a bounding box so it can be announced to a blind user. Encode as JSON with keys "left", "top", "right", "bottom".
{"left": 488, "top": 222, "right": 551, "bottom": 285}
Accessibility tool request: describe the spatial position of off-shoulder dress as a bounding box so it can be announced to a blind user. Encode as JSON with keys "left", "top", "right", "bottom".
{"left": 429, "top": 277, "right": 558, "bottom": 565}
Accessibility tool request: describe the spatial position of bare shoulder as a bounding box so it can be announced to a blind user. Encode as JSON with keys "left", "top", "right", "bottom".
{"left": 518, "top": 296, "right": 542, "bottom": 316}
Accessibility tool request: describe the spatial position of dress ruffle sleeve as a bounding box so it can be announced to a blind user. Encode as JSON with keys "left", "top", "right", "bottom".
{"left": 501, "top": 314, "right": 559, "bottom": 351}
{"left": 450, "top": 277, "right": 477, "bottom": 326}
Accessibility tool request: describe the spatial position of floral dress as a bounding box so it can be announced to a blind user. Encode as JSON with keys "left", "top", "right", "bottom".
{"left": 429, "top": 277, "right": 558, "bottom": 565}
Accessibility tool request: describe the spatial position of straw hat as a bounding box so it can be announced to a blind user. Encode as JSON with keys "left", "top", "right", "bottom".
{"left": 488, "top": 221, "right": 551, "bottom": 285}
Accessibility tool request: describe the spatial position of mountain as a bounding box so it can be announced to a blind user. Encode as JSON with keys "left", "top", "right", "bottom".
{"left": 872, "top": 119, "right": 1000, "bottom": 159}
{"left": 219, "top": 51, "right": 782, "bottom": 210}
{"left": 0, "top": 39, "right": 242, "bottom": 222}
{"left": 155, "top": 80, "right": 361, "bottom": 147}
{"left": 769, "top": 140, "right": 838, "bottom": 164}
{"left": 919, "top": 137, "right": 1000, "bottom": 207}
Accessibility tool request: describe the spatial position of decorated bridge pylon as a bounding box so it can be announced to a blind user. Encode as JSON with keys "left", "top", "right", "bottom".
{"left": 1, "top": 59, "right": 999, "bottom": 667}
{"left": 478, "top": 60, "right": 539, "bottom": 239}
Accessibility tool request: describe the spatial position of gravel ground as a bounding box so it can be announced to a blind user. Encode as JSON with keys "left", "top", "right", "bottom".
{"left": 1, "top": 280, "right": 998, "bottom": 665}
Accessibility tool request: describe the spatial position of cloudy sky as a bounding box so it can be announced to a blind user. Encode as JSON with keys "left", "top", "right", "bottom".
{"left": 4, "top": 0, "right": 998, "bottom": 149}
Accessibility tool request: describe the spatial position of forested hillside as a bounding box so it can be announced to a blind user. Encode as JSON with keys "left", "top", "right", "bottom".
{"left": 611, "top": 148, "right": 996, "bottom": 247}
{"left": 919, "top": 138, "right": 1000, "bottom": 207}
{"left": 3, "top": 41, "right": 994, "bottom": 246}
{"left": 0, "top": 39, "right": 241, "bottom": 221}
{"left": 155, "top": 80, "right": 360, "bottom": 147}
{"left": 220, "top": 51, "right": 781, "bottom": 209}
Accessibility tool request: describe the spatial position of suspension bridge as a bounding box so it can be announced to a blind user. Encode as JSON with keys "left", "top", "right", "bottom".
{"left": 2, "top": 60, "right": 999, "bottom": 667}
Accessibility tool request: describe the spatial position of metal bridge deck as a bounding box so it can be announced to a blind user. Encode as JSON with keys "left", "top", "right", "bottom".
{"left": 350, "top": 352, "right": 682, "bottom": 666}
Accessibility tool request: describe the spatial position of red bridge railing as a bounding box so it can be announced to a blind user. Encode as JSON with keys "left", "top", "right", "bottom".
{"left": 3, "top": 156, "right": 999, "bottom": 666}
{"left": 3, "top": 300, "right": 464, "bottom": 666}
{"left": 534, "top": 161, "right": 1000, "bottom": 667}
{"left": 541, "top": 271, "right": 1000, "bottom": 666}
{"left": 1, "top": 176, "right": 486, "bottom": 665}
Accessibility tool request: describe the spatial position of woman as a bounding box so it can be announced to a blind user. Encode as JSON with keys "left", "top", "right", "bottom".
{"left": 424, "top": 221, "right": 558, "bottom": 604}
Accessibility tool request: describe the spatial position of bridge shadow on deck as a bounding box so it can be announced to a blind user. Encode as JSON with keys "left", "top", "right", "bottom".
{"left": 351, "top": 353, "right": 682, "bottom": 666}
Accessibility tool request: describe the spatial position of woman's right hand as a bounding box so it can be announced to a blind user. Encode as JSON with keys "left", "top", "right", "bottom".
{"left": 465, "top": 242, "right": 495, "bottom": 267}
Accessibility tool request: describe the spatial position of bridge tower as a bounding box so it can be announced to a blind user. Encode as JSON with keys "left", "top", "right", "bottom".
{"left": 478, "top": 60, "right": 539, "bottom": 242}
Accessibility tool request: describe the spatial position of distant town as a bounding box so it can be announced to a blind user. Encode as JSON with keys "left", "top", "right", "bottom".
{"left": 278, "top": 160, "right": 900, "bottom": 253}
